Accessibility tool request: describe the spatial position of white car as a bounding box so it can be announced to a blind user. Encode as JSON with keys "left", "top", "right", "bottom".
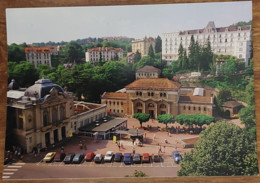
{"left": 104, "top": 151, "right": 114, "bottom": 162}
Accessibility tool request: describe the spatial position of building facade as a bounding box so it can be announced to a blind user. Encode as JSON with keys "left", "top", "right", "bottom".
{"left": 127, "top": 52, "right": 135, "bottom": 64}
{"left": 25, "top": 47, "right": 52, "bottom": 68}
{"left": 6, "top": 79, "right": 107, "bottom": 153}
{"left": 101, "top": 92, "right": 127, "bottom": 117}
{"left": 132, "top": 37, "right": 156, "bottom": 57}
{"left": 136, "top": 66, "right": 161, "bottom": 80}
{"left": 162, "top": 21, "right": 252, "bottom": 66}
{"left": 101, "top": 78, "right": 214, "bottom": 119}
{"left": 85, "top": 47, "right": 124, "bottom": 62}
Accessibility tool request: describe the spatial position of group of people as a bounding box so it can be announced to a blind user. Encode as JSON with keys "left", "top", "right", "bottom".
{"left": 116, "top": 141, "right": 124, "bottom": 150}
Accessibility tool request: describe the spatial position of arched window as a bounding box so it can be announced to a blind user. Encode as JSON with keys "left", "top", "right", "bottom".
{"left": 151, "top": 92, "right": 154, "bottom": 96}
{"left": 160, "top": 104, "right": 167, "bottom": 108}
{"left": 148, "top": 103, "right": 154, "bottom": 108}
{"left": 52, "top": 107, "right": 57, "bottom": 123}
{"left": 43, "top": 110, "right": 48, "bottom": 126}
{"left": 148, "top": 92, "right": 150, "bottom": 96}
{"left": 60, "top": 105, "right": 65, "bottom": 120}
{"left": 136, "top": 102, "right": 143, "bottom": 107}
{"left": 163, "top": 93, "right": 166, "bottom": 97}
{"left": 183, "top": 106, "right": 186, "bottom": 110}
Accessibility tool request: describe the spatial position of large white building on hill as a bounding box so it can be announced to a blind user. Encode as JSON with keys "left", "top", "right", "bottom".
{"left": 162, "top": 21, "right": 252, "bottom": 66}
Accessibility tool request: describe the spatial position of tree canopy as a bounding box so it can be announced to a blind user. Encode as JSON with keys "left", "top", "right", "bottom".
{"left": 133, "top": 113, "right": 150, "bottom": 127}
{"left": 178, "top": 121, "right": 258, "bottom": 176}
{"left": 63, "top": 41, "right": 84, "bottom": 64}
{"left": 155, "top": 35, "right": 162, "bottom": 53}
{"left": 157, "top": 114, "right": 175, "bottom": 129}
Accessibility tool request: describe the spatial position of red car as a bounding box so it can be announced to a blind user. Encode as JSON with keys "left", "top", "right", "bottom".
{"left": 84, "top": 152, "right": 95, "bottom": 161}
{"left": 142, "top": 153, "right": 150, "bottom": 163}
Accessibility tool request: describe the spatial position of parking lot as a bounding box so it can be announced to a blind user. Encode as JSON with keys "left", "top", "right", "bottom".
{"left": 36, "top": 156, "right": 179, "bottom": 168}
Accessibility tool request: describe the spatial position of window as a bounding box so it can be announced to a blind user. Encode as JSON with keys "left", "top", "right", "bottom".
{"left": 204, "top": 107, "right": 206, "bottom": 111}
{"left": 121, "top": 110, "right": 123, "bottom": 113}
{"left": 136, "top": 102, "right": 143, "bottom": 107}
{"left": 188, "top": 106, "right": 191, "bottom": 110}
{"left": 160, "top": 111, "right": 166, "bottom": 115}
{"left": 199, "top": 107, "right": 201, "bottom": 111}
{"left": 183, "top": 106, "right": 186, "bottom": 110}
{"left": 52, "top": 107, "right": 57, "bottom": 123}
{"left": 193, "top": 106, "right": 196, "bottom": 110}
{"left": 137, "top": 109, "right": 142, "bottom": 113}
{"left": 148, "top": 103, "right": 154, "bottom": 108}
{"left": 148, "top": 92, "right": 150, "bottom": 96}
{"left": 160, "top": 104, "right": 167, "bottom": 108}
{"left": 43, "top": 110, "right": 49, "bottom": 126}
{"left": 151, "top": 92, "right": 154, "bottom": 96}
{"left": 60, "top": 105, "right": 65, "bottom": 120}
{"left": 117, "top": 102, "right": 119, "bottom": 105}
{"left": 113, "top": 102, "right": 115, "bottom": 105}
{"left": 121, "top": 102, "right": 123, "bottom": 106}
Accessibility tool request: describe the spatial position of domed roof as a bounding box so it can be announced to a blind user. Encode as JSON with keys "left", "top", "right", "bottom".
{"left": 8, "top": 79, "right": 19, "bottom": 90}
{"left": 24, "top": 78, "right": 64, "bottom": 98}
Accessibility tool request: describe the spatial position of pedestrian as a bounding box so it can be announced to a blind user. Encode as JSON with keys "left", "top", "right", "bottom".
{"left": 133, "top": 148, "right": 135, "bottom": 154}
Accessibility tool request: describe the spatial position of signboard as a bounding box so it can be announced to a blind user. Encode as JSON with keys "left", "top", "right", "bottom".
{"left": 113, "top": 136, "right": 117, "bottom": 143}
{"left": 69, "top": 130, "right": 73, "bottom": 137}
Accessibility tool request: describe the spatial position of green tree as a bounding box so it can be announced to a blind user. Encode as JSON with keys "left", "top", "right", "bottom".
{"left": 200, "top": 37, "right": 213, "bottom": 71}
{"left": 134, "top": 50, "right": 141, "bottom": 63}
{"left": 188, "top": 35, "right": 196, "bottom": 69}
{"left": 8, "top": 61, "right": 39, "bottom": 87}
{"left": 178, "top": 121, "right": 258, "bottom": 176}
{"left": 63, "top": 41, "right": 84, "bottom": 64}
{"left": 37, "top": 64, "right": 53, "bottom": 79}
{"left": 148, "top": 44, "right": 155, "bottom": 58}
{"left": 239, "top": 105, "right": 255, "bottom": 130}
{"left": 8, "top": 43, "right": 27, "bottom": 63}
{"left": 157, "top": 114, "right": 175, "bottom": 129}
{"left": 133, "top": 56, "right": 155, "bottom": 70}
{"left": 178, "top": 43, "right": 184, "bottom": 69}
{"left": 155, "top": 35, "right": 162, "bottom": 53}
{"left": 133, "top": 113, "right": 150, "bottom": 127}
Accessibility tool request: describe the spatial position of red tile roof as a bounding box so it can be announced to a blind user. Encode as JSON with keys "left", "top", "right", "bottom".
{"left": 179, "top": 89, "right": 212, "bottom": 104}
{"left": 102, "top": 92, "right": 127, "bottom": 99}
{"left": 87, "top": 47, "right": 123, "bottom": 53}
{"left": 25, "top": 47, "right": 51, "bottom": 53}
{"left": 136, "top": 66, "right": 161, "bottom": 73}
{"left": 125, "top": 78, "right": 180, "bottom": 90}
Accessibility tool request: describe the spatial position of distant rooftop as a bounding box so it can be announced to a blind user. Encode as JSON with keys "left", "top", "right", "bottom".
{"left": 74, "top": 101, "right": 105, "bottom": 115}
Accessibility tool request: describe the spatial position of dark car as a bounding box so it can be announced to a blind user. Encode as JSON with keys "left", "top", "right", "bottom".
{"left": 133, "top": 153, "right": 141, "bottom": 164}
{"left": 84, "top": 152, "right": 95, "bottom": 162}
{"left": 153, "top": 154, "right": 161, "bottom": 162}
{"left": 123, "top": 153, "right": 132, "bottom": 165}
{"left": 114, "top": 153, "right": 123, "bottom": 162}
{"left": 94, "top": 154, "right": 103, "bottom": 163}
{"left": 172, "top": 151, "right": 182, "bottom": 164}
{"left": 54, "top": 152, "right": 66, "bottom": 162}
{"left": 142, "top": 153, "right": 150, "bottom": 163}
{"left": 72, "top": 153, "right": 84, "bottom": 164}
{"left": 63, "top": 153, "right": 75, "bottom": 164}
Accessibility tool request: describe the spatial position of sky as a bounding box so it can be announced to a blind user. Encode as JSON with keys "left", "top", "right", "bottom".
{"left": 6, "top": 1, "right": 252, "bottom": 45}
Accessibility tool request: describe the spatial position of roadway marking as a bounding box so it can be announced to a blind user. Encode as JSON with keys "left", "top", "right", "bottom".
{"left": 7, "top": 166, "right": 22, "bottom": 168}
{"left": 3, "top": 172, "right": 14, "bottom": 175}
{"left": 3, "top": 169, "right": 18, "bottom": 171}
{"left": 2, "top": 176, "right": 10, "bottom": 179}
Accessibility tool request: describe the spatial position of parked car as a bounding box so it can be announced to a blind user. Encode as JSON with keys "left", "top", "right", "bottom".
{"left": 172, "top": 151, "right": 182, "bottom": 164}
{"left": 123, "top": 153, "right": 132, "bottom": 165}
{"left": 153, "top": 154, "right": 161, "bottom": 162}
{"left": 63, "top": 153, "right": 75, "bottom": 164}
{"left": 54, "top": 152, "right": 66, "bottom": 162}
{"left": 142, "top": 153, "right": 150, "bottom": 163}
{"left": 133, "top": 153, "right": 141, "bottom": 164}
{"left": 94, "top": 154, "right": 103, "bottom": 163}
{"left": 43, "top": 152, "right": 56, "bottom": 163}
{"left": 84, "top": 152, "right": 95, "bottom": 162}
{"left": 114, "top": 153, "right": 123, "bottom": 162}
{"left": 104, "top": 151, "right": 114, "bottom": 162}
{"left": 72, "top": 153, "right": 84, "bottom": 164}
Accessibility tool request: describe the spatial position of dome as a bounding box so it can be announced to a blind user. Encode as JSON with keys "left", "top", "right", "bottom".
{"left": 24, "top": 78, "right": 64, "bottom": 98}
{"left": 8, "top": 79, "right": 20, "bottom": 90}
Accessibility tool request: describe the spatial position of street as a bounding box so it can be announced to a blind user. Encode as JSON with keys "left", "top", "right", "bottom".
{"left": 3, "top": 156, "right": 180, "bottom": 179}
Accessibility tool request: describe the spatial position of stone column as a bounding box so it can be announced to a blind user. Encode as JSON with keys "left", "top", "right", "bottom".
{"left": 168, "top": 103, "right": 170, "bottom": 114}
{"left": 155, "top": 103, "right": 158, "bottom": 119}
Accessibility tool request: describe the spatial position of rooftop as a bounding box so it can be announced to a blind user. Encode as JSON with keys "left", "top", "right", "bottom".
{"left": 87, "top": 47, "right": 123, "bottom": 53}
{"left": 74, "top": 101, "right": 105, "bottom": 115}
{"left": 125, "top": 78, "right": 180, "bottom": 90}
{"left": 222, "top": 101, "right": 243, "bottom": 108}
{"left": 136, "top": 66, "right": 161, "bottom": 73}
{"left": 79, "top": 117, "right": 127, "bottom": 132}
{"left": 25, "top": 47, "right": 50, "bottom": 53}
{"left": 179, "top": 88, "right": 212, "bottom": 104}
{"left": 101, "top": 92, "right": 127, "bottom": 99}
